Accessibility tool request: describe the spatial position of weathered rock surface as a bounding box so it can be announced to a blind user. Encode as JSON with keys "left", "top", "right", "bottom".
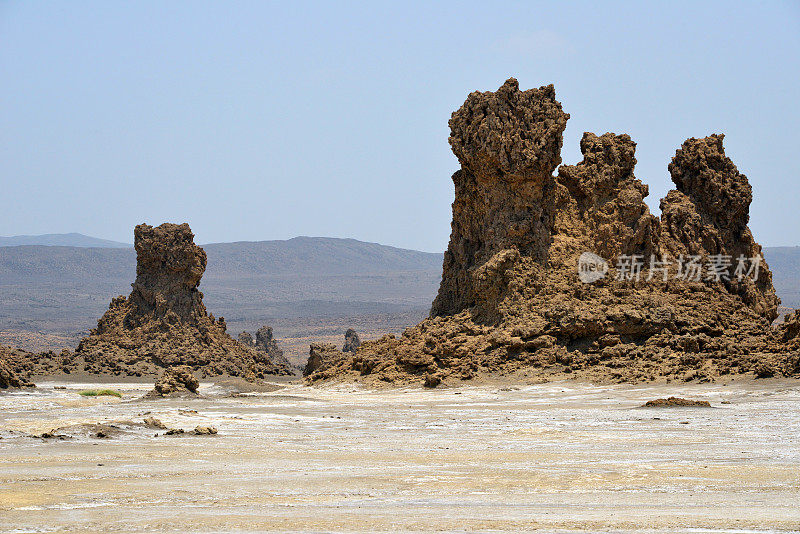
{"left": 303, "top": 343, "right": 342, "bottom": 377}
{"left": 659, "top": 135, "right": 779, "bottom": 320}
{"left": 643, "top": 397, "right": 711, "bottom": 407}
{"left": 343, "top": 329, "right": 361, "bottom": 353}
{"left": 306, "top": 78, "right": 800, "bottom": 387}
{"left": 147, "top": 365, "right": 200, "bottom": 397}
{"left": 431, "top": 79, "right": 569, "bottom": 319}
{"left": 16, "top": 224, "right": 293, "bottom": 379}
{"left": 0, "top": 345, "right": 34, "bottom": 389}
{"left": 0, "top": 358, "right": 32, "bottom": 389}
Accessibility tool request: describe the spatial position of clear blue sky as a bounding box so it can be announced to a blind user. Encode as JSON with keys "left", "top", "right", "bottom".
{"left": 2, "top": 1, "right": 799, "bottom": 252}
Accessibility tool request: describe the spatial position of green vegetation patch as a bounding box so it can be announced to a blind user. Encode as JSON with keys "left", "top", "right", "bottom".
{"left": 78, "top": 389, "right": 122, "bottom": 398}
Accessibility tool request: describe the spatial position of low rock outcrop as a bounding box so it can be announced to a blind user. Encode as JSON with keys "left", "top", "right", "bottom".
{"left": 147, "top": 365, "right": 200, "bottom": 397}
{"left": 643, "top": 397, "right": 711, "bottom": 407}
{"left": 18, "top": 224, "right": 293, "bottom": 379}
{"left": 306, "top": 78, "right": 800, "bottom": 386}
{"left": 303, "top": 343, "right": 342, "bottom": 377}
{"left": 0, "top": 358, "right": 33, "bottom": 389}
{"left": 0, "top": 345, "right": 34, "bottom": 389}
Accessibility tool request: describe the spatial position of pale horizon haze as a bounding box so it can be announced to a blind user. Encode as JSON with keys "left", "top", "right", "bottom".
{"left": 2, "top": 1, "right": 799, "bottom": 252}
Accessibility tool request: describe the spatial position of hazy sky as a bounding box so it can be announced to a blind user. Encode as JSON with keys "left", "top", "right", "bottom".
{"left": 2, "top": 1, "right": 799, "bottom": 251}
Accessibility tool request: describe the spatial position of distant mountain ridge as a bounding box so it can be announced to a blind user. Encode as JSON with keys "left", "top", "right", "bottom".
{"left": 0, "top": 236, "right": 443, "bottom": 283}
{"left": 0, "top": 233, "right": 131, "bottom": 248}
{"left": 0, "top": 236, "right": 445, "bottom": 342}
{"left": 1, "top": 237, "right": 798, "bottom": 347}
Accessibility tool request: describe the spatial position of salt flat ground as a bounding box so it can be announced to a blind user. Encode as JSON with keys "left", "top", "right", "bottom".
{"left": 1, "top": 380, "right": 799, "bottom": 533}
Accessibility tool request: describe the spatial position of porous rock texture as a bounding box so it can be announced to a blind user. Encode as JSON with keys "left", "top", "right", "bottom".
{"left": 303, "top": 343, "right": 342, "bottom": 377}
{"left": 18, "top": 224, "right": 292, "bottom": 379}
{"left": 306, "top": 78, "right": 800, "bottom": 386}
{"left": 0, "top": 344, "right": 34, "bottom": 389}
{"left": 146, "top": 365, "right": 200, "bottom": 397}
{"left": 659, "top": 134, "right": 779, "bottom": 319}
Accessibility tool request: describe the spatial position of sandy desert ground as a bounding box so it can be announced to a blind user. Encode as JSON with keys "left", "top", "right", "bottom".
{"left": 1, "top": 379, "right": 799, "bottom": 533}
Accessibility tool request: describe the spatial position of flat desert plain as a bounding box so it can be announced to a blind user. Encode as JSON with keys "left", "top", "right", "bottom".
{"left": 1, "top": 379, "right": 799, "bottom": 533}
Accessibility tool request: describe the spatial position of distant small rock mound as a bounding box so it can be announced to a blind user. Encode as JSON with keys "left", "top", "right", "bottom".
{"left": 147, "top": 365, "right": 200, "bottom": 397}
{"left": 238, "top": 325, "right": 293, "bottom": 371}
{"left": 343, "top": 329, "right": 361, "bottom": 353}
{"left": 643, "top": 397, "right": 711, "bottom": 408}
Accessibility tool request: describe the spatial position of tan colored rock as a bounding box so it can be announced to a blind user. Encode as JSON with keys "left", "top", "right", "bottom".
{"left": 303, "top": 343, "right": 343, "bottom": 377}
{"left": 0, "top": 356, "right": 33, "bottom": 389}
{"left": 431, "top": 78, "right": 569, "bottom": 318}
{"left": 556, "top": 132, "right": 658, "bottom": 260}
{"left": 31, "top": 223, "right": 295, "bottom": 379}
{"left": 308, "top": 79, "right": 797, "bottom": 387}
{"left": 143, "top": 416, "right": 167, "bottom": 429}
{"left": 660, "top": 134, "right": 779, "bottom": 320}
{"left": 148, "top": 365, "right": 200, "bottom": 397}
{"left": 0, "top": 344, "right": 34, "bottom": 389}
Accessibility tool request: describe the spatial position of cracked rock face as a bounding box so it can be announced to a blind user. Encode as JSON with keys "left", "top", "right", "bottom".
{"left": 307, "top": 79, "right": 796, "bottom": 387}
{"left": 27, "top": 223, "right": 294, "bottom": 379}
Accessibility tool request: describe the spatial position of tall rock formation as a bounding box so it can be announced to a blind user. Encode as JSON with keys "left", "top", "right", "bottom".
{"left": 555, "top": 132, "right": 658, "bottom": 261}
{"left": 306, "top": 78, "right": 796, "bottom": 386}
{"left": 659, "top": 135, "right": 779, "bottom": 320}
{"left": 343, "top": 329, "right": 361, "bottom": 353}
{"left": 238, "top": 331, "right": 254, "bottom": 347}
{"left": 62, "top": 223, "right": 293, "bottom": 378}
{"left": 431, "top": 79, "right": 569, "bottom": 318}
